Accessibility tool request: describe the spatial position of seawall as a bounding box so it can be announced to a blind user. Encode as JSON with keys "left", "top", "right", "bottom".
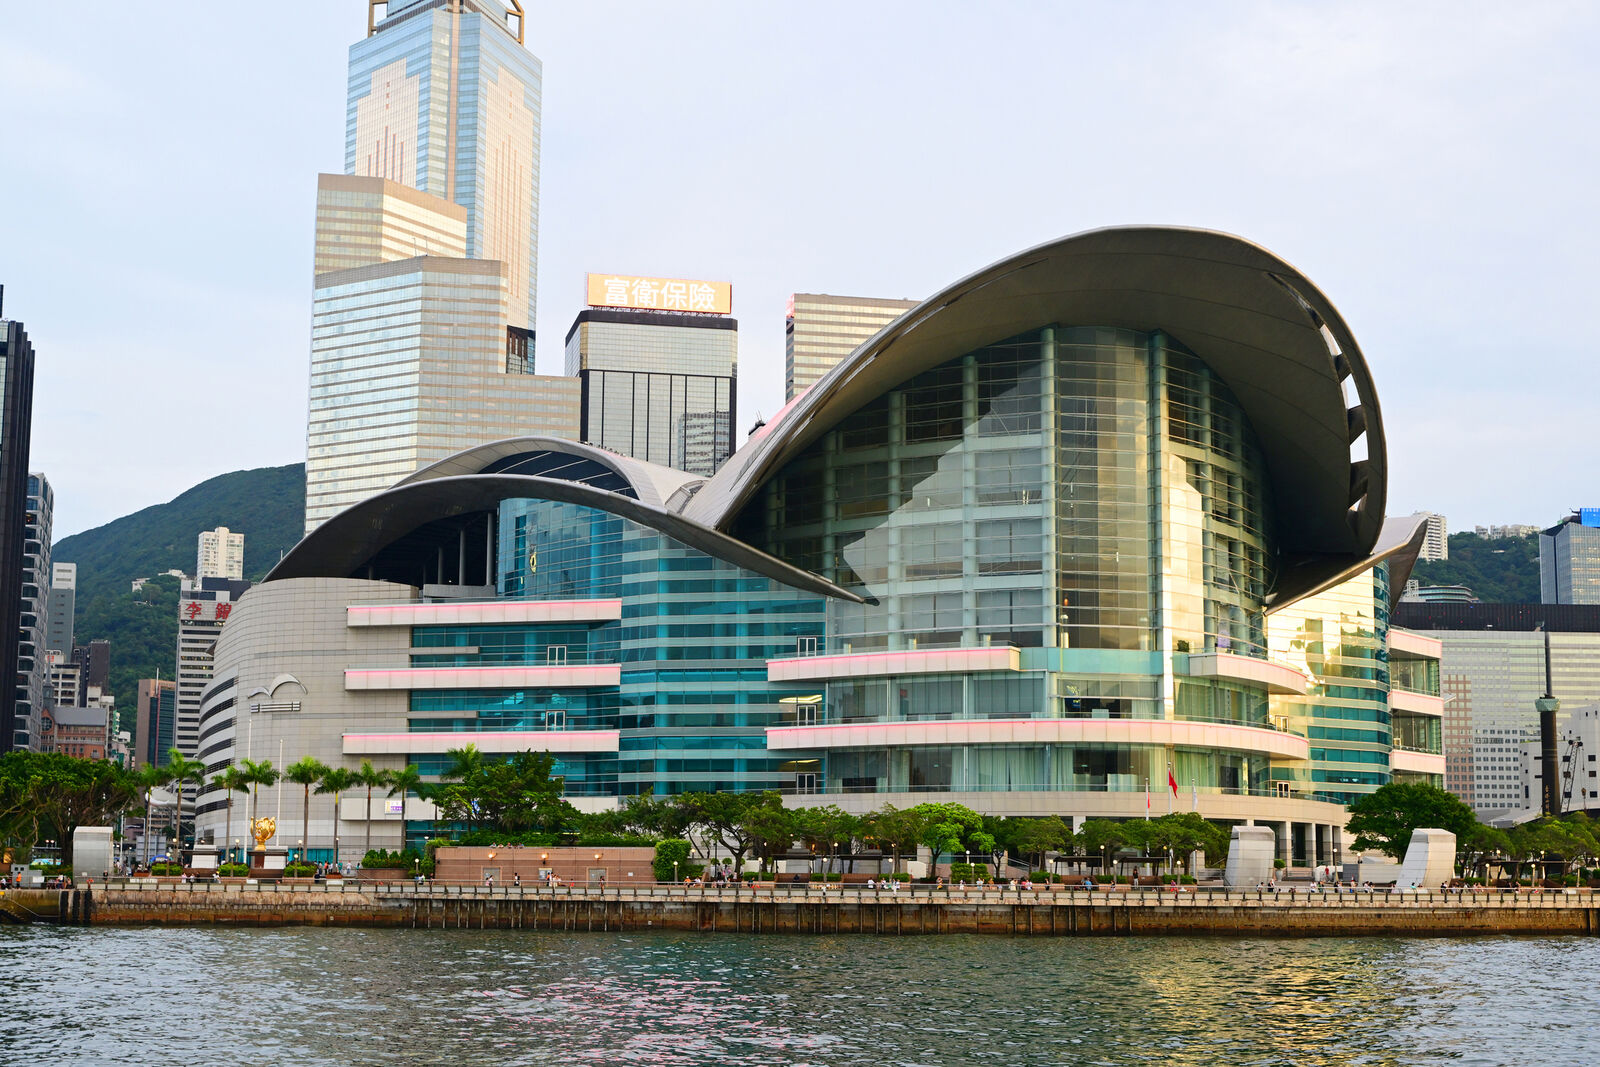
{"left": 18, "top": 883, "right": 1600, "bottom": 937}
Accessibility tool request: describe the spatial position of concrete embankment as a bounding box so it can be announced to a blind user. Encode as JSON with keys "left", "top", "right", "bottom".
{"left": 15, "top": 883, "right": 1600, "bottom": 937}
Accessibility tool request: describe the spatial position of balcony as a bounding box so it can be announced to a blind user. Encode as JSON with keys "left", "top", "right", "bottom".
{"left": 1389, "top": 748, "right": 1446, "bottom": 775}
{"left": 1180, "top": 651, "right": 1308, "bottom": 695}
{"left": 347, "top": 599, "right": 622, "bottom": 628}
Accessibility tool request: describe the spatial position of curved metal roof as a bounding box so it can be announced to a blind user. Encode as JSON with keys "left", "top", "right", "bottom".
{"left": 398, "top": 436, "right": 700, "bottom": 510}
{"left": 266, "top": 473, "right": 863, "bottom": 603}
{"left": 685, "top": 226, "right": 1385, "bottom": 608}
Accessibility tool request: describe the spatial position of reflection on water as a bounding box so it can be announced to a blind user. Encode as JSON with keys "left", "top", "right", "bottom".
{"left": 1, "top": 927, "right": 1595, "bottom": 1065}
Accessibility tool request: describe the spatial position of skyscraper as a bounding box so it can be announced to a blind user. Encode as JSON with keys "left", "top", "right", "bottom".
{"left": 174, "top": 577, "right": 250, "bottom": 758}
{"left": 305, "top": 3, "right": 575, "bottom": 532}
{"left": 0, "top": 292, "right": 37, "bottom": 753}
{"left": 567, "top": 274, "right": 737, "bottom": 476}
{"left": 785, "top": 293, "right": 917, "bottom": 402}
{"left": 196, "top": 526, "right": 245, "bottom": 581}
{"left": 135, "top": 677, "right": 175, "bottom": 769}
{"left": 1540, "top": 511, "right": 1600, "bottom": 604}
{"left": 348, "top": 0, "right": 541, "bottom": 331}
{"left": 15, "top": 473, "right": 53, "bottom": 751}
{"left": 46, "top": 561, "right": 76, "bottom": 655}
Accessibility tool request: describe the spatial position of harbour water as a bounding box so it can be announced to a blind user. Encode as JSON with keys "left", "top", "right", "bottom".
{"left": 2, "top": 926, "right": 1594, "bottom": 1064}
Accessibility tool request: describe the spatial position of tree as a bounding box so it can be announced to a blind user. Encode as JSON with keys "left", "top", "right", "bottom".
{"left": 239, "top": 758, "right": 279, "bottom": 841}
{"left": 163, "top": 750, "right": 207, "bottom": 854}
{"left": 620, "top": 794, "right": 696, "bottom": 840}
{"left": 354, "top": 759, "right": 390, "bottom": 859}
{"left": 132, "top": 763, "right": 168, "bottom": 865}
{"left": 681, "top": 791, "right": 780, "bottom": 868}
{"left": 791, "top": 805, "right": 859, "bottom": 872}
{"left": 1456, "top": 821, "right": 1508, "bottom": 881}
{"left": 1077, "top": 819, "right": 1127, "bottom": 877}
{"left": 0, "top": 752, "right": 139, "bottom": 866}
{"left": 1006, "top": 815, "right": 1073, "bottom": 873}
{"left": 862, "top": 804, "right": 930, "bottom": 876}
{"left": 283, "top": 757, "right": 330, "bottom": 864}
{"left": 211, "top": 766, "right": 251, "bottom": 864}
{"left": 1344, "top": 782, "right": 1481, "bottom": 859}
{"left": 386, "top": 764, "right": 424, "bottom": 851}
{"left": 907, "top": 803, "right": 991, "bottom": 865}
{"left": 419, "top": 748, "right": 579, "bottom": 841}
{"left": 315, "top": 766, "right": 357, "bottom": 866}
{"left": 739, "top": 803, "right": 796, "bottom": 874}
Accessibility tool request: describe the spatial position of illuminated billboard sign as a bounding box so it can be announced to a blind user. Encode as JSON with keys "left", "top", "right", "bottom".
{"left": 586, "top": 273, "right": 732, "bottom": 315}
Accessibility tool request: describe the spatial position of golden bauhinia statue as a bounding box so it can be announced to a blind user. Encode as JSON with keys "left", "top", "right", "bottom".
{"left": 251, "top": 817, "right": 277, "bottom": 848}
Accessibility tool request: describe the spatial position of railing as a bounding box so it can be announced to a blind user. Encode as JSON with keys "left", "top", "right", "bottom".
{"left": 1392, "top": 741, "right": 1445, "bottom": 755}
{"left": 79, "top": 879, "right": 1600, "bottom": 910}
{"left": 780, "top": 782, "right": 1352, "bottom": 805}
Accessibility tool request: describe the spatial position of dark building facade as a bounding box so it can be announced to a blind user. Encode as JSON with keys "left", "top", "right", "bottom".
{"left": 0, "top": 292, "right": 37, "bottom": 753}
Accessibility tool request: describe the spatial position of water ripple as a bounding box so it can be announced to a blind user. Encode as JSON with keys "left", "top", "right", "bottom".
{"left": 1, "top": 927, "right": 1596, "bottom": 1065}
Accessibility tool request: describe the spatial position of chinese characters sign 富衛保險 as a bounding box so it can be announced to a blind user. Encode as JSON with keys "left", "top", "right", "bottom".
{"left": 586, "top": 273, "right": 732, "bottom": 315}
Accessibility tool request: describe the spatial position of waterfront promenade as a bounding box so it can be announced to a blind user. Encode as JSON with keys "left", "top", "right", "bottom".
{"left": 8, "top": 881, "right": 1600, "bottom": 937}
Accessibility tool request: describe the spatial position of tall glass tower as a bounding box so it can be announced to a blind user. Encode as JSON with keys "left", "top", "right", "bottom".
{"left": 347, "top": 0, "right": 541, "bottom": 332}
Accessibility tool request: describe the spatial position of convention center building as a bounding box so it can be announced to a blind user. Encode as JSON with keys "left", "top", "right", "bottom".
{"left": 194, "top": 227, "right": 1444, "bottom": 867}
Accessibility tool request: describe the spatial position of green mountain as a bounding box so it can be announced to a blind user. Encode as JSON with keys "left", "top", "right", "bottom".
{"left": 1410, "top": 531, "right": 1540, "bottom": 603}
{"left": 52, "top": 464, "right": 306, "bottom": 732}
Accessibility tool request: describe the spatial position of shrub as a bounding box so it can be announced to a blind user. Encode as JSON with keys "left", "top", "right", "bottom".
{"left": 654, "top": 839, "right": 692, "bottom": 883}
{"left": 1180, "top": 875, "right": 1197, "bottom": 885}
{"left": 454, "top": 830, "right": 559, "bottom": 848}
{"left": 362, "top": 848, "right": 422, "bottom": 870}
{"left": 1273, "top": 858, "right": 1287, "bottom": 869}
{"left": 948, "top": 862, "right": 990, "bottom": 881}
{"left": 884, "top": 872, "right": 911, "bottom": 882}
{"left": 217, "top": 863, "right": 249, "bottom": 877}
{"left": 1029, "top": 870, "right": 1056, "bottom": 883}
{"left": 150, "top": 862, "right": 183, "bottom": 876}
{"left": 283, "top": 862, "right": 317, "bottom": 878}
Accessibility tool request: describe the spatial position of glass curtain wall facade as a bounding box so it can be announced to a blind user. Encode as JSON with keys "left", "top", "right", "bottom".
{"left": 1266, "top": 567, "right": 1393, "bottom": 803}
{"left": 347, "top": 0, "right": 542, "bottom": 330}
{"left": 495, "top": 497, "right": 826, "bottom": 795}
{"left": 736, "top": 326, "right": 1281, "bottom": 798}
{"left": 565, "top": 312, "right": 738, "bottom": 477}
{"left": 785, "top": 293, "right": 918, "bottom": 402}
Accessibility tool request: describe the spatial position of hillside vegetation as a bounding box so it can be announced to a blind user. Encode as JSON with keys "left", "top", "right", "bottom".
{"left": 1410, "top": 531, "right": 1540, "bottom": 603}
{"left": 52, "top": 464, "right": 305, "bottom": 730}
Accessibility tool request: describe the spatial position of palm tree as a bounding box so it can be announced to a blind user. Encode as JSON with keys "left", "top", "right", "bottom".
{"left": 284, "top": 757, "right": 331, "bottom": 866}
{"left": 134, "top": 764, "right": 167, "bottom": 866}
{"left": 354, "top": 760, "right": 390, "bottom": 861}
{"left": 210, "top": 766, "right": 251, "bottom": 865}
{"left": 164, "top": 750, "right": 207, "bottom": 856}
{"left": 386, "top": 764, "right": 424, "bottom": 854}
{"left": 315, "top": 766, "right": 357, "bottom": 868}
{"left": 441, "top": 744, "right": 485, "bottom": 833}
{"left": 239, "top": 758, "right": 279, "bottom": 842}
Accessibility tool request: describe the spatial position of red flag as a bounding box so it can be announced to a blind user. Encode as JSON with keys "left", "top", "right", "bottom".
{"left": 1168, "top": 766, "right": 1179, "bottom": 797}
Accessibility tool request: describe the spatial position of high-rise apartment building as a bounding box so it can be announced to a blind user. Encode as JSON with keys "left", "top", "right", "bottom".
{"left": 567, "top": 274, "right": 737, "bottom": 476}
{"left": 1474, "top": 523, "right": 1539, "bottom": 539}
{"left": 135, "top": 677, "right": 175, "bottom": 769}
{"left": 785, "top": 293, "right": 918, "bottom": 402}
{"left": 1413, "top": 511, "right": 1447, "bottom": 561}
{"left": 305, "top": 4, "right": 571, "bottom": 532}
{"left": 82, "top": 638, "right": 110, "bottom": 694}
{"left": 46, "top": 649, "right": 81, "bottom": 709}
{"left": 174, "top": 577, "right": 250, "bottom": 758}
{"left": 0, "top": 292, "right": 37, "bottom": 753}
{"left": 196, "top": 526, "right": 245, "bottom": 581}
{"left": 15, "top": 473, "right": 53, "bottom": 751}
{"left": 46, "top": 561, "right": 75, "bottom": 655}
{"left": 1540, "top": 511, "right": 1600, "bottom": 604}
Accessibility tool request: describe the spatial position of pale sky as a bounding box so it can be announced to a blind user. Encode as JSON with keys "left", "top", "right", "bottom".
{"left": 3, "top": 2, "right": 1596, "bottom": 540}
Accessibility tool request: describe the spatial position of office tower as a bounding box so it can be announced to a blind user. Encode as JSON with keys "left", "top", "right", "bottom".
{"left": 785, "top": 293, "right": 918, "bottom": 402}
{"left": 567, "top": 274, "right": 737, "bottom": 476}
{"left": 82, "top": 638, "right": 110, "bottom": 693}
{"left": 1413, "top": 511, "right": 1447, "bottom": 561}
{"left": 349, "top": 0, "right": 541, "bottom": 331}
{"left": 13, "top": 473, "right": 52, "bottom": 752}
{"left": 0, "top": 292, "right": 37, "bottom": 753}
{"left": 46, "top": 561, "right": 75, "bottom": 654}
{"left": 196, "top": 526, "right": 245, "bottom": 581}
{"left": 1540, "top": 511, "right": 1600, "bottom": 604}
{"left": 312, "top": 174, "right": 468, "bottom": 275}
{"left": 135, "top": 677, "right": 175, "bottom": 769}
{"left": 174, "top": 577, "right": 250, "bottom": 758}
{"left": 305, "top": 4, "right": 572, "bottom": 532}
{"left": 1393, "top": 602, "right": 1600, "bottom": 813}
{"left": 307, "top": 256, "right": 580, "bottom": 531}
